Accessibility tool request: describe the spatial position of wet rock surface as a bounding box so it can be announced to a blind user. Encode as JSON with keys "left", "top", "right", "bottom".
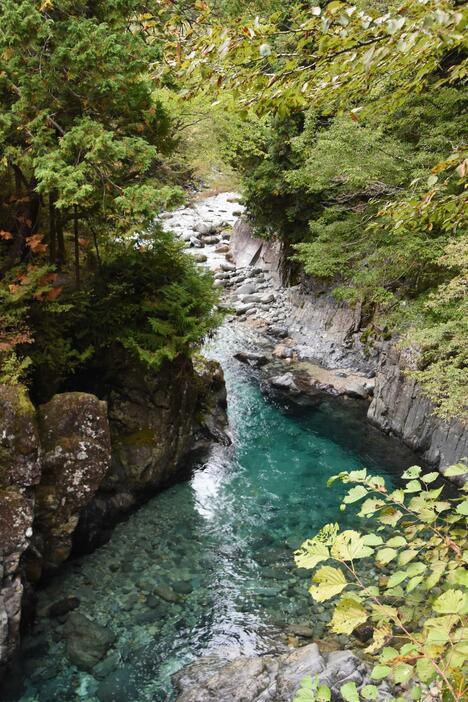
{"left": 173, "top": 643, "right": 391, "bottom": 702}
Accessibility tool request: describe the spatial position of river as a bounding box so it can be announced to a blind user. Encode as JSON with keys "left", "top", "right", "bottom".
{"left": 1, "top": 314, "right": 421, "bottom": 702}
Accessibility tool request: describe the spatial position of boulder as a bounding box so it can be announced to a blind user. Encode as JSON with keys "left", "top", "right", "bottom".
{"left": 64, "top": 612, "right": 116, "bottom": 672}
{"left": 202, "top": 236, "right": 220, "bottom": 245}
{"left": 234, "top": 352, "right": 269, "bottom": 368}
{"left": 267, "top": 325, "right": 289, "bottom": 339}
{"left": 33, "top": 393, "right": 111, "bottom": 573}
{"left": 173, "top": 643, "right": 392, "bottom": 702}
{"left": 220, "top": 262, "right": 236, "bottom": 272}
{"left": 235, "top": 303, "right": 256, "bottom": 316}
{"left": 235, "top": 283, "right": 257, "bottom": 296}
{"left": 194, "top": 222, "right": 211, "bottom": 235}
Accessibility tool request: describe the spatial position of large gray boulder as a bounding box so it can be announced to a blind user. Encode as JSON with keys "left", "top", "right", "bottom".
{"left": 30, "top": 393, "right": 111, "bottom": 575}
{"left": 173, "top": 644, "right": 391, "bottom": 702}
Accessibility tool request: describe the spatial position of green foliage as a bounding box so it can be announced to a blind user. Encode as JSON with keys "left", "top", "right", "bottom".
{"left": 26, "top": 230, "right": 220, "bottom": 397}
{"left": 177, "top": 0, "right": 467, "bottom": 117}
{"left": 176, "top": 0, "right": 467, "bottom": 420}
{"left": 293, "top": 465, "right": 468, "bottom": 702}
{"left": 0, "top": 0, "right": 220, "bottom": 390}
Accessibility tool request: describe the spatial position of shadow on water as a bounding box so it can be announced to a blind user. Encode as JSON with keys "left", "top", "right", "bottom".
{"left": 1, "top": 323, "right": 425, "bottom": 702}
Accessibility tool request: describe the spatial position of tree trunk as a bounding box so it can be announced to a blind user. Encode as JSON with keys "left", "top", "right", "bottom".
{"left": 73, "top": 205, "right": 80, "bottom": 289}
{"left": 56, "top": 208, "right": 66, "bottom": 266}
{"left": 49, "top": 194, "right": 57, "bottom": 264}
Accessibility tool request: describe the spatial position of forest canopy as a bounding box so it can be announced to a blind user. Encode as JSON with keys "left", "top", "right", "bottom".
{"left": 0, "top": 0, "right": 467, "bottom": 417}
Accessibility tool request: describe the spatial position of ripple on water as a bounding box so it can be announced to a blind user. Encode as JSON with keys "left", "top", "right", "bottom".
{"left": 3, "top": 323, "right": 420, "bottom": 702}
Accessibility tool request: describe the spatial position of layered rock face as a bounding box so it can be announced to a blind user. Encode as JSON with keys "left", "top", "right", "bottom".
{"left": 368, "top": 345, "right": 468, "bottom": 471}
{"left": 0, "top": 386, "right": 40, "bottom": 678}
{"left": 229, "top": 219, "right": 468, "bottom": 471}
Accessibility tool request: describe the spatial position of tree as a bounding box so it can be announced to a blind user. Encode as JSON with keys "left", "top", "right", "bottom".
{"left": 0, "top": 1, "right": 216, "bottom": 390}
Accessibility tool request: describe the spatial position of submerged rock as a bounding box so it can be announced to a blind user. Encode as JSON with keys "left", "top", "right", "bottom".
{"left": 48, "top": 596, "right": 80, "bottom": 619}
{"left": 64, "top": 612, "right": 116, "bottom": 672}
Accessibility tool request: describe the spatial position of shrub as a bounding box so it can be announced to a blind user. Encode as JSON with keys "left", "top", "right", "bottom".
{"left": 293, "top": 464, "right": 468, "bottom": 702}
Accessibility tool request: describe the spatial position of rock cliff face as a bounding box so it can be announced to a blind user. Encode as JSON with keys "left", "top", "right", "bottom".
{"left": 230, "top": 218, "right": 468, "bottom": 471}
{"left": 28, "top": 393, "right": 112, "bottom": 578}
{"left": 0, "top": 386, "right": 40, "bottom": 679}
{"left": 368, "top": 345, "right": 468, "bottom": 471}
{"left": 0, "top": 354, "right": 228, "bottom": 677}
{"left": 74, "top": 353, "right": 229, "bottom": 551}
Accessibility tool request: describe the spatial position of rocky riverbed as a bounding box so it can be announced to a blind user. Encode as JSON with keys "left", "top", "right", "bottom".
{"left": 160, "top": 192, "right": 377, "bottom": 411}
{"left": 0, "top": 192, "right": 454, "bottom": 702}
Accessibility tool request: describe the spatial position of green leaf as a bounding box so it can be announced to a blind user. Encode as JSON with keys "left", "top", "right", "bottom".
{"left": 443, "top": 463, "right": 467, "bottom": 478}
{"left": 398, "top": 549, "right": 419, "bottom": 566}
{"left": 402, "top": 466, "right": 422, "bottom": 480}
{"left": 387, "top": 571, "right": 407, "bottom": 588}
{"left": 331, "top": 530, "right": 373, "bottom": 561}
{"left": 340, "top": 682, "right": 359, "bottom": 702}
{"left": 389, "top": 489, "right": 405, "bottom": 503}
{"left": 386, "top": 536, "right": 406, "bottom": 548}
{"left": 331, "top": 597, "right": 368, "bottom": 635}
{"left": 359, "top": 498, "right": 384, "bottom": 516}
{"left": 344, "top": 485, "right": 368, "bottom": 504}
{"left": 361, "top": 685, "right": 378, "bottom": 700}
{"left": 432, "top": 589, "right": 467, "bottom": 614}
{"left": 421, "top": 472, "right": 439, "bottom": 483}
{"left": 456, "top": 499, "right": 468, "bottom": 516}
{"left": 405, "top": 562, "right": 426, "bottom": 577}
{"left": 405, "top": 480, "right": 421, "bottom": 493}
{"left": 295, "top": 540, "right": 330, "bottom": 570}
{"left": 415, "top": 658, "right": 435, "bottom": 683}
{"left": 371, "top": 664, "right": 391, "bottom": 681}
{"left": 451, "top": 568, "right": 468, "bottom": 587}
{"left": 309, "top": 566, "right": 348, "bottom": 602}
{"left": 362, "top": 534, "right": 384, "bottom": 546}
{"left": 376, "top": 547, "right": 397, "bottom": 565}
{"left": 407, "top": 575, "right": 424, "bottom": 592}
{"left": 425, "top": 562, "right": 446, "bottom": 589}
{"left": 394, "top": 663, "right": 413, "bottom": 685}
{"left": 380, "top": 646, "right": 398, "bottom": 663}
{"left": 348, "top": 469, "right": 368, "bottom": 481}
{"left": 317, "top": 685, "right": 331, "bottom": 702}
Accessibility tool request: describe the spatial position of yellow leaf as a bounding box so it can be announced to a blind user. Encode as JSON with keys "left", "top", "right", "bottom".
{"left": 309, "top": 566, "right": 347, "bottom": 602}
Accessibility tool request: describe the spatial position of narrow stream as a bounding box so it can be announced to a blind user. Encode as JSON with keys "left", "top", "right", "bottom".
{"left": 3, "top": 323, "right": 420, "bottom": 702}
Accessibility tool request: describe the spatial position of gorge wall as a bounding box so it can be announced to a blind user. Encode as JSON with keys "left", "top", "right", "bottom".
{"left": 231, "top": 217, "right": 468, "bottom": 474}
{"left": 0, "top": 355, "right": 228, "bottom": 679}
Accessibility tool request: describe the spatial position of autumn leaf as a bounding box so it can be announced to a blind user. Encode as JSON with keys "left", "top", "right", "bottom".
{"left": 0, "top": 230, "right": 14, "bottom": 240}
{"left": 26, "top": 234, "right": 48, "bottom": 253}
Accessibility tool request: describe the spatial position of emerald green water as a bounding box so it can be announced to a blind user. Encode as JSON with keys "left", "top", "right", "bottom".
{"left": 3, "top": 324, "right": 419, "bottom": 702}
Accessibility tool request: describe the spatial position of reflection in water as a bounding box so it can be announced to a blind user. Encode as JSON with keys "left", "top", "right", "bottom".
{"left": 2, "top": 323, "right": 420, "bottom": 702}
